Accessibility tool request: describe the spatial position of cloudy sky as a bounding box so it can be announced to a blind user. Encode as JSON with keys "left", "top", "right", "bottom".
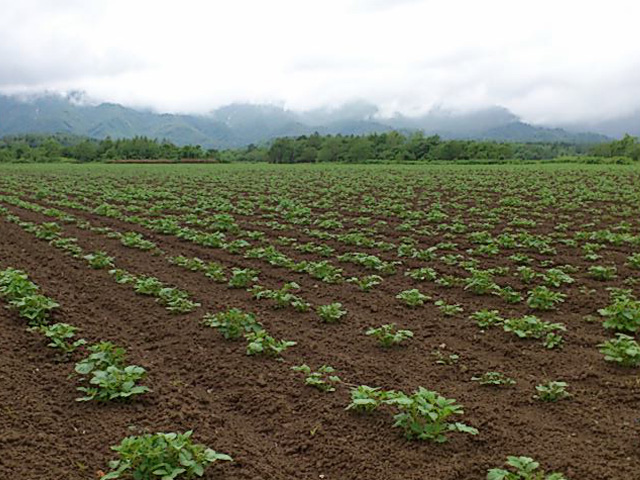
{"left": 1, "top": 0, "right": 639, "bottom": 124}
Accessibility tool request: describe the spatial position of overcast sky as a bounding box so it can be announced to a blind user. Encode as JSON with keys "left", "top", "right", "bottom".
{"left": 1, "top": 0, "right": 639, "bottom": 124}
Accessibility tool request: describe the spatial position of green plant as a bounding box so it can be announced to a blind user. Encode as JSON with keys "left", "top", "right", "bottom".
{"left": 385, "top": 387, "right": 478, "bottom": 442}
{"left": 228, "top": 268, "right": 259, "bottom": 288}
{"left": 517, "top": 266, "right": 538, "bottom": 284}
{"left": 598, "top": 334, "right": 640, "bottom": 367}
{"left": 464, "top": 270, "right": 497, "bottom": 295}
{"left": 346, "top": 275, "right": 382, "bottom": 291}
{"left": 120, "top": 231, "right": 156, "bottom": 250}
{"left": 9, "top": 294, "right": 59, "bottom": 325}
{"left": 76, "top": 365, "right": 149, "bottom": 402}
{"left": 0, "top": 268, "right": 39, "bottom": 300}
{"left": 134, "top": 276, "right": 164, "bottom": 296}
{"left": 405, "top": 267, "right": 438, "bottom": 282}
{"left": 102, "top": 431, "right": 232, "bottom": 480}
{"left": 471, "top": 372, "right": 515, "bottom": 387}
{"left": 598, "top": 294, "right": 640, "bottom": 333}
{"left": 432, "top": 350, "right": 459, "bottom": 365}
{"left": 526, "top": 286, "right": 566, "bottom": 311}
{"left": 157, "top": 288, "right": 201, "bottom": 314}
{"left": 245, "top": 330, "right": 296, "bottom": 357}
{"left": 365, "top": 323, "right": 413, "bottom": 347}
{"left": 627, "top": 253, "right": 640, "bottom": 270}
{"left": 34, "top": 323, "right": 86, "bottom": 355}
{"left": 487, "top": 456, "right": 568, "bottom": 480}
{"left": 202, "top": 308, "right": 262, "bottom": 339}
{"left": 75, "top": 341, "right": 127, "bottom": 375}
{"left": 317, "top": 302, "right": 347, "bottom": 323}
{"left": 534, "top": 381, "right": 571, "bottom": 402}
{"left": 494, "top": 286, "right": 523, "bottom": 304}
{"left": 470, "top": 309, "right": 505, "bottom": 329}
{"left": 588, "top": 265, "right": 617, "bottom": 281}
{"left": 346, "top": 385, "right": 387, "bottom": 413}
{"left": 434, "top": 300, "right": 463, "bottom": 316}
{"left": 250, "top": 282, "right": 310, "bottom": 311}
{"left": 291, "top": 364, "right": 341, "bottom": 392}
{"left": 503, "top": 316, "right": 565, "bottom": 349}
{"left": 396, "top": 289, "right": 430, "bottom": 307}
{"left": 83, "top": 251, "right": 114, "bottom": 269}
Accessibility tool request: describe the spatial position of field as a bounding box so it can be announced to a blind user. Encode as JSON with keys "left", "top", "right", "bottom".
{"left": 1, "top": 163, "right": 640, "bottom": 480}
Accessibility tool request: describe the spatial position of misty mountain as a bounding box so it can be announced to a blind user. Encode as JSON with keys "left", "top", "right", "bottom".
{"left": 0, "top": 93, "right": 610, "bottom": 148}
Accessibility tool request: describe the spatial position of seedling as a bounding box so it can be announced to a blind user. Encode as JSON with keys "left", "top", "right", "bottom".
{"left": 317, "top": 303, "right": 347, "bottom": 323}
{"left": 83, "top": 251, "right": 114, "bottom": 269}
{"left": 471, "top": 372, "right": 515, "bottom": 387}
{"left": 77, "top": 365, "right": 149, "bottom": 402}
{"left": 487, "top": 456, "right": 568, "bottom": 480}
{"left": 503, "top": 316, "right": 565, "bottom": 349}
{"left": 385, "top": 388, "right": 478, "bottom": 442}
{"left": 366, "top": 323, "right": 413, "bottom": 347}
{"left": 34, "top": 323, "right": 86, "bottom": 355}
{"left": 435, "top": 300, "right": 463, "bottom": 316}
{"left": 346, "top": 385, "right": 387, "bottom": 413}
{"left": 470, "top": 310, "right": 505, "bottom": 329}
{"left": 228, "top": 268, "right": 259, "bottom": 288}
{"left": 588, "top": 265, "right": 617, "bottom": 281}
{"left": 405, "top": 267, "right": 438, "bottom": 282}
{"left": 534, "top": 381, "right": 571, "bottom": 402}
{"left": 291, "top": 364, "right": 341, "bottom": 392}
{"left": 75, "top": 342, "right": 127, "bottom": 375}
{"left": 245, "top": 331, "right": 296, "bottom": 357}
{"left": 598, "top": 334, "right": 640, "bottom": 367}
{"left": 526, "top": 286, "right": 566, "bottom": 311}
{"left": 346, "top": 275, "right": 382, "bottom": 291}
{"left": 101, "top": 431, "right": 232, "bottom": 480}
{"left": 598, "top": 294, "right": 640, "bottom": 333}
{"left": 432, "top": 350, "right": 459, "bottom": 365}
{"left": 202, "top": 308, "right": 262, "bottom": 339}
{"left": 396, "top": 289, "right": 430, "bottom": 307}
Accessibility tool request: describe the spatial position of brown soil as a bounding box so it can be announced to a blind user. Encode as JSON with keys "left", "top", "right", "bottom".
{"left": 1, "top": 168, "right": 640, "bottom": 480}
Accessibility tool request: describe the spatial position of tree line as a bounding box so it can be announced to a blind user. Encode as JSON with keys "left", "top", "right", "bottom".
{"left": 1, "top": 132, "right": 639, "bottom": 164}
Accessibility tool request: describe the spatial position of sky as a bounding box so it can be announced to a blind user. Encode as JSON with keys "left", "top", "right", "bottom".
{"left": 1, "top": 0, "right": 639, "bottom": 125}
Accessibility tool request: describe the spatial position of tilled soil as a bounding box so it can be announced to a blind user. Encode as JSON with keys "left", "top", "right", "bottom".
{"left": 1, "top": 166, "right": 640, "bottom": 480}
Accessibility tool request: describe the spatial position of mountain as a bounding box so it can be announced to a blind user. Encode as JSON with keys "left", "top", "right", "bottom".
{"left": 0, "top": 93, "right": 609, "bottom": 147}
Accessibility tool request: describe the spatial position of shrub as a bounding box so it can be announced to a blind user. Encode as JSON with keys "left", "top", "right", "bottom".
{"left": 102, "top": 431, "right": 232, "bottom": 480}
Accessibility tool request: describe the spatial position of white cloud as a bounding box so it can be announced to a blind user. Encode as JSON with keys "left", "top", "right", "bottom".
{"left": 0, "top": 0, "right": 639, "bottom": 124}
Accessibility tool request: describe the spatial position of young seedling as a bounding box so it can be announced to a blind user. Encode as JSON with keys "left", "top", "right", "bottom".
{"left": 75, "top": 342, "right": 127, "bottom": 375}
{"left": 202, "top": 308, "right": 262, "bottom": 339}
{"left": 598, "top": 334, "right": 640, "bottom": 367}
{"left": 76, "top": 365, "right": 150, "bottom": 402}
{"left": 83, "top": 251, "right": 115, "bottom": 269}
{"left": 366, "top": 323, "right": 413, "bottom": 348}
{"left": 435, "top": 300, "right": 464, "bottom": 316}
{"left": 291, "top": 364, "right": 341, "bottom": 392}
{"left": 405, "top": 267, "right": 438, "bottom": 282}
{"left": 396, "top": 289, "right": 430, "bottom": 307}
{"left": 432, "top": 350, "right": 459, "bottom": 365}
{"left": 534, "top": 381, "right": 571, "bottom": 402}
{"left": 471, "top": 372, "right": 515, "bottom": 387}
{"left": 34, "top": 323, "right": 86, "bottom": 355}
{"left": 228, "top": 268, "right": 259, "bottom": 289}
{"left": 385, "top": 387, "right": 478, "bottom": 442}
{"left": 503, "top": 316, "right": 565, "bottom": 349}
{"left": 487, "top": 456, "right": 568, "bottom": 480}
{"left": 317, "top": 303, "right": 347, "bottom": 323}
{"left": 346, "top": 385, "right": 387, "bottom": 413}
{"left": 598, "top": 294, "right": 640, "bottom": 333}
{"left": 526, "top": 286, "right": 566, "bottom": 311}
{"left": 101, "top": 431, "right": 232, "bottom": 480}
{"left": 346, "top": 275, "right": 383, "bottom": 292}
{"left": 470, "top": 310, "right": 505, "bottom": 329}
{"left": 588, "top": 265, "right": 617, "bottom": 281}
{"left": 244, "top": 331, "right": 296, "bottom": 357}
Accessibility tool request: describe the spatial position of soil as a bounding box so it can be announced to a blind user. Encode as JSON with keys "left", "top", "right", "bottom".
{"left": 1, "top": 166, "right": 640, "bottom": 480}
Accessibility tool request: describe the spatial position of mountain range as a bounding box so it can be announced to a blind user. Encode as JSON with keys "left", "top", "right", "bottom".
{"left": 0, "top": 92, "right": 631, "bottom": 148}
